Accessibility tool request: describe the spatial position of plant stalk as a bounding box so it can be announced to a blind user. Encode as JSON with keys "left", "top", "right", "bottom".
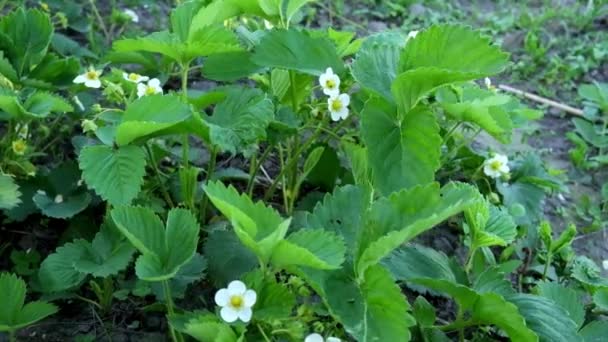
{"left": 162, "top": 280, "right": 182, "bottom": 342}
{"left": 199, "top": 146, "right": 218, "bottom": 223}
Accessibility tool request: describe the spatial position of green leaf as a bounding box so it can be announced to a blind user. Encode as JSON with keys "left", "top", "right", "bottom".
{"left": 571, "top": 256, "right": 608, "bottom": 287}
{"left": 115, "top": 94, "right": 195, "bottom": 146}
{"left": 113, "top": 31, "right": 183, "bottom": 63}
{"left": 391, "top": 67, "right": 475, "bottom": 113}
{"left": 386, "top": 252, "right": 536, "bottom": 342}
{"left": 206, "top": 87, "right": 274, "bottom": 157}
{"left": 204, "top": 181, "right": 285, "bottom": 261}
{"left": 79, "top": 145, "right": 147, "bottom": 206}
{"left": 472, "top": 266, "right": 515, "bottom": 297}
{"left": 33, "top": 191, "right": 91, "bottom": 219}
{"left": 182, "top": 313, "right": 238, "bottom": 342}
{"left": 270, "top": 229, "right": 345, "bottom": 270}
{"left": 170, "top": 0, "right": 206, "bottom": 42}
{"left": 0, "top": 51, "right": 17, "bottom": 82}
{"left": 24, "top": 92, "right": 73, "bottom": 118}
{"left": 383, "top": 244, "right": 457, "bottom": 284}
{"left": 508, "top": 294, "right": 582, "bottom": 342}
{"left": 301, "top": 265, "right": 414, "bottom": 342}
{"left": 471, "top": 292, "right": 538, "bottom": 342}
{"left": 37, "top": 240, "right": 88, "bottom": 292}
{"left": 184, "top": 25, "right": 243, "bottom": 60}
{"left": 356, "top": 182, "right": 479, "bottom": 276}
{"left": 244, "top": 270, "right": 296, "bottom": 321}
{"left": 351, "top": 31, "right": 405, "bottom": 101}
{"left": 0, "top": 174, "right": 21, "bottom": 210}
{"left": 579, "top": 320, "right": 608, "bottom": 342}
{"left": 0, "top": 273, "right": 57, "bottom": 332}
{"left": 151, "top": 253, "right": 207, "bottom": 300}
{"left": 361, "top": 98, "right": 441, "bottom": 194}
{"left": 439, "top": 88, "right": 513, "bottom": 143}
{"left": 592, "top": 287, "right": 608, "bottom": 310}
{"left": 252, "top": 29, "right": 344, "bottom": 75}
{"left": 572, "top": 118, "right": 608, "bottom": 148}
{"left": 536, "top": 282, "right": 584, "bottom": 328}
{"left": 73, "top": 223, "right": 135, "bottom": 278}
{"left": 203, "top": 230, "right": 257, "bottom": 287}
{"left": 465, "top": 200, "right": 517, "bottom": 249}
{"left": 304, "top": 185, "right": 369, "bottom": 256}
{"left": 201, "top": 51, "right": 263, "bottom": 81}
{"left": 579, "top": 82, "right": 608, "bottom": 104}
{"left": 111, "top": 207, "right": 200, "bottom": 281}
{"left": 0, "top": 8, "right": 53, "bottom": 75}
{"left": 399, "top": 24, "right": 509, "bottom": 75}
{"left": 413, "top": 296, "right": 436, "bottom": 327}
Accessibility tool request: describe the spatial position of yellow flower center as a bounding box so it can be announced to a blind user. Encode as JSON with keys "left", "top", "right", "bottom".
{"left": 325, "top": 79, "right": 336, "bottom": 89}
{"left": 331, "top": 99, "right": 343, "bottom": 111}
{"left": 12, "top": 140, "right": 26, "bottom": 154}
{"left": 230, "top": 295, "right": 244, "bottom": 308}
{"left": 86, "top": 70, "right": 99, "bottom": 80}
{"left": 128, "top": 73, "right": 139, "bottom": 81}
{"left": 145, "top": 86, "right": 157, "bottom": 95}
{"left": 490, "top": 160, "right": 502, "bottom": 171}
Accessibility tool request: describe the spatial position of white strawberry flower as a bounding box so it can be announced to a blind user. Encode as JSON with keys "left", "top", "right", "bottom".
{"left": 123, "top": 72, "right": 149, "bottom": 84}
{"left": 214, "top": 280, "right": 257, "bottom": 323}
{"left": 137, "top": 78, "right": 163, "bottom": 98}
{"left": 327, "top": 93, "right": 350, "bottom": 121}
{"left": 54, "top": 195, "right": 64, "bottom": 204}
{"left": 305, "top": 333, "right": 341, "bottom": 342}
{"left": 407, "top": 30, "right": 419, "bottom": 41}
{"left": 73, "top": 67, "right": 103, "bottom": 88}
{"left": 483, "top": 154, "right": 510, "bottom": 179}
{"left": 603, "top": 260, "right": 608, "bottom": 271}
{"left": 123, "top": 9, "right": 139, "bottom": 23}
{"left": 319, "top": 67, "right": 340, "bottom": 96}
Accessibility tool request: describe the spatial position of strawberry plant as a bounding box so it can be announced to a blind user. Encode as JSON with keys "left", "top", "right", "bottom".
{"left": 1, "top": 0, "right": 608, "bottom": 341}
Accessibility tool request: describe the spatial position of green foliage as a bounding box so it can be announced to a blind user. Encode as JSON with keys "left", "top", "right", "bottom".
{"left": 0, "top": 273, "right": 57, "bottom": 332}
{"left": 251, "top": 29, "right": 344, "bottom": 75}
{"left": 79, "top": 145, "right": 147, "bottom": 206}
{"left": 351, "top": 31, "right": 405, "bottom": 101}
{"left": 361, "top": 99, "right": 441, "bottom": 194}
{"left": 110, "top": 207, "right": 200, "bottom": 281}
{"left": 37, "top": 222, "right": 134, "bottom": 292}
{"left": 0, "top": 173, "right": 21, "bottom": 210}
{"left": 0, "top": 8, "right": 53, "bottom": 76}
{"left": 206, "top": 87, "right": 274, "bottom": 156}
{"left": 115, "top": 94, "right": 204, "bottom": 146}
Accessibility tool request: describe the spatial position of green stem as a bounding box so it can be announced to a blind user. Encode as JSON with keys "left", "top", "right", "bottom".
{"left": 180, "top": 64, "right": 190, "bottom": 169}
{"left": 247, "top": 146, "right": 273, "bottom": 196}
{"left": 146, "top": 144, "right": 175, "bottom": 207}
{"left": 88, "top": 0, "right": 111, "bottom": 44}
{"left": 263, "top": 124, "right": 324, "bottom": 203}
{"left": 199, "top": 146, "right": 218, "bottom": 223}
{"left": 257, "top": 324, "right": 271, "bottom": 342}
{"left": 162, "top": 280, "right": 182, "bottom": 342}
{"left": 465, "top": 247, "right": 477, "bottom": 273}
{"left": 542, "top": 253, "right": 552, "bottom": 280}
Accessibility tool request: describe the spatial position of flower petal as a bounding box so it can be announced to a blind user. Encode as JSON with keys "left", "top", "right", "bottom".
{"left": 148, "top": 78, "right": 161, "bottom": 87}
{"left": 85, "top": 79, "right": 101, "bottom": 88}
{"left": 305, "top": 333, "right": 324, "bottom": 342}
{"left": 327, "top": 337, "right": 341, "bottom": 342}
{"left": 338, "top": 93, "right": 350, "bottom": 107}
{"left": 227, "top": 280, "right": 247, "bottom": 296}
{"left": 330, "top": 111, "right": 341, "bottom": 122}
{"left": 140, "top": 76, "right": 150, "bottom": 82}
{"left": 243, "top": 289, "right": 257, "bottom": 307}
{"left": 214, "top": 288, "right": 230, "bottom": 306}
{"left": 73, "top": 75, "right": 86, "bottom": 84}
{"left": 220, "top": 306, "right": 239, "bottom": 323}
{"left": 237, "top": 307, "right": 252, "bottom": 323}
